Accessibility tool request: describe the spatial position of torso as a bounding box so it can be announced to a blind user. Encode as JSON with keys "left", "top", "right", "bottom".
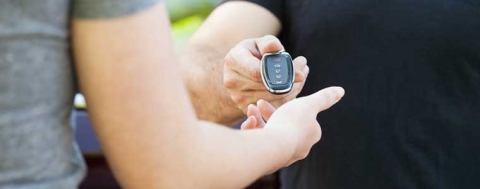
{"left": 279, "top": 1, "right": 480, "bottom": 188}
{"left": 0, "top": 1, "right": 85, "bottom": 188}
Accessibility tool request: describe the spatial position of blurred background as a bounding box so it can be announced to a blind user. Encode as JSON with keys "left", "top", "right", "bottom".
{"left": 76, "top": 0, "right": 280, "bottom": 188}
{"left": 169, "top": 0, "right": 221, "bottom": 50}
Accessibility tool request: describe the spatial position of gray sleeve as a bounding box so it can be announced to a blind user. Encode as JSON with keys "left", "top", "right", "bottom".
{"left": 72, "top": 0, "right": 162, "bottom": 18}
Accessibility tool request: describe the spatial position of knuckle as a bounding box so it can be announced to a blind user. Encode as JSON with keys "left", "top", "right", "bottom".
{"left": 248, "top": 68, "right": 262, "bottom": 82}
{"left": 223, "top": 74, "right": 238, "bottom": 89}
{"left": 237, "top": 47, "right": 251, "bottom": 57}
{"left": 223, "top": 77, "right": 238, "bottom": 89}
{"left": 232, "top": 48, "right": 251, "bottom": 64}
{"left": 226, "top": 47, "right": 244, "bottom": 63}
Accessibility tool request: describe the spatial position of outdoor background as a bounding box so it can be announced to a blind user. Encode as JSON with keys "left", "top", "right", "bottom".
{"left": 169, "top": 0, "right": 221, "bottom": 50}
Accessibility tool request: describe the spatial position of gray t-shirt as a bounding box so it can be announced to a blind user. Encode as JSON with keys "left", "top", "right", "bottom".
{"left": 0, "top": 0, "right": 160, "bottom": 188}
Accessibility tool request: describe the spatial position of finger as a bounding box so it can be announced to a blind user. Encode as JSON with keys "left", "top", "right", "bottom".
{"left": 289, "top": 68, "right": 308, "bottom": 95}
{"left": 223, "top": 69, "right": 265, "bottom": 91}
{"left": 247, "top": 104, "right": 265, "bottom": 128}
{"left": 226, "top": 47, "right": 263, "bottom": 82}
{"left": 241, "top": 116, "right": 257, "bottom": 130}
{"left": 236, "top": 39, "right": 262, "bottom": 58}
{"left": 293, "top": 56, "right": 308, "bottom": 82}
{"left": 299, "top": 86, "right": 345, "bottom": 113}
{"left": 257, "top": 99, "right": 276, "bottom": 121}
{"left": 255, "top": 35, "right": 285, "bottom": 55}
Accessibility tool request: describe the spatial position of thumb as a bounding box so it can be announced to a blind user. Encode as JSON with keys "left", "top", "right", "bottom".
{"left": 255, "top": 35, "right": 284, "bottom": 55}
{"left": 298, "top": 87, "right": 345, "bottom": 113}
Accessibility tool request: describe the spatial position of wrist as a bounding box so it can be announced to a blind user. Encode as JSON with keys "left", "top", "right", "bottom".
{"left": 261, "top": 126, "right": 298, "bottom": 171}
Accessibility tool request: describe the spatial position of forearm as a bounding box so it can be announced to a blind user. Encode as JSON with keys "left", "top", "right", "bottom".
{"left": 90, "top": 101, "right": 292, "bottom": 189}
{"left": 72, "top": 2, "right": 293, "bottom": 187}
{"left": 181, "top": 41, "right": 244, "bottom": 126}
{"left": 180, "top": 1, "right": 282, "bottom": 126}
{"left": 78, "top": 52, "right": 292, "bottom": 188}
{"left": 188, "top": 121, "right": 292, "bottom": 188}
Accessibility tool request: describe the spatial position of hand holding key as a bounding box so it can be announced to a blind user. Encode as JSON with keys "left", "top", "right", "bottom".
{"left": 223, "top": 35, "right": 309, "bottom": 113}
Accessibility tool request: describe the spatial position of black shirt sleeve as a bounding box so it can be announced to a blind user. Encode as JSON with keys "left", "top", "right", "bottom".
{"left": 220, "top": 0, "right": 284, "bottom": 21}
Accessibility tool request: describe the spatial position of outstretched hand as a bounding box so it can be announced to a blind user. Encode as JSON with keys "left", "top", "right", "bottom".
{"left": 241, "top": 86, "right": 345, "bottom": 165}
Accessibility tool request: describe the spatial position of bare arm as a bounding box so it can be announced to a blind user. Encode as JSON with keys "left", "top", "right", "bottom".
{"left": 181, "top": 1, "right": 282, "bottom": 126}
{"left": 73, "top": 2, "right": 342, "bottom": 188}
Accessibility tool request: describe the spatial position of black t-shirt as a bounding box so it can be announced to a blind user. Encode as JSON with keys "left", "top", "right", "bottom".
{"left": 225, "top": 0, "right": 480, "bottom": 188}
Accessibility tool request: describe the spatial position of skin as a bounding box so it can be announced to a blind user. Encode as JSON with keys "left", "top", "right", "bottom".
{"left": 182, "top": 1, "right": 309, "bottom": 127}
{"left": 181, "top": 1, "right": 292, "bottom": 126}
{"left": 73, "top": 2, "right": 344, "bottom": 189}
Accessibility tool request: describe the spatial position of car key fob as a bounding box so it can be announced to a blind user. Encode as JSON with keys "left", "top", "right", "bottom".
{"left": 260, "top": 51, "right": 295, "bottom": 94}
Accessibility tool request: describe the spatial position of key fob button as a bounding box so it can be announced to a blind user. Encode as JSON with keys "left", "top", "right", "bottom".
{"left": 266, "top": 55, "right": 289, "bottom": 85}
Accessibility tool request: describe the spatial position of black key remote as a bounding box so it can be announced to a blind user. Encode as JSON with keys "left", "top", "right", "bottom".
{"left": 260, "top": 51, "right": 295, "bottom": 94}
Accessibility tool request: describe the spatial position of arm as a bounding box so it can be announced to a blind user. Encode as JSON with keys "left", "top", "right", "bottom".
{"left": 73, "top": 2, "right": 342, "bottom": 188}
{"left": 181, "top": 1, "right": 282, "bottom": 126}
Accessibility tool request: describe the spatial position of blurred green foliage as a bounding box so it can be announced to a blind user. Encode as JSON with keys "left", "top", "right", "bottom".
{"left": 166, "top": 0, "right": 220, "bottom": 51}
{"left": 167, "top": 0, "right": 219, "bottom": 22}
{"left": 171, "top": 16, "right": 204, "bottom": 51}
